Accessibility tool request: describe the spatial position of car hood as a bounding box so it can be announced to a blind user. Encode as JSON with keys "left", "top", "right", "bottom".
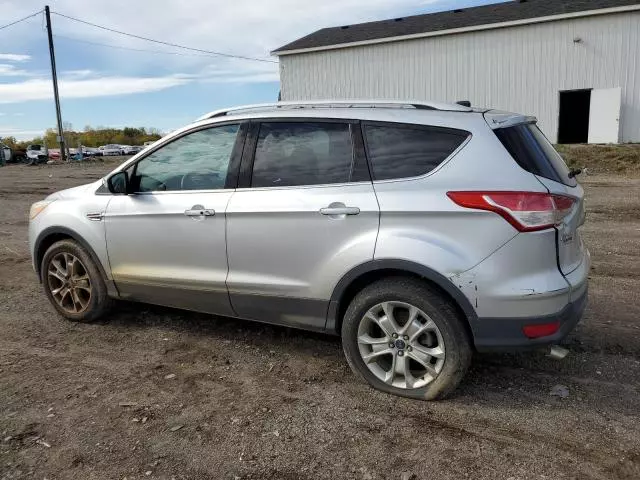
{"left": 47, "top": 180, "right": 102, "bottom": 201}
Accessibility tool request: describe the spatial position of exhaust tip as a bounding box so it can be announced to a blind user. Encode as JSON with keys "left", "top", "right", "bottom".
{"left": 547, "top": 345, "right": 569, "bottom": 360}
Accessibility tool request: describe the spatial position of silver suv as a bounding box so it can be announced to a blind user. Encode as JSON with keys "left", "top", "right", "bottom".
{"left": 29, "top": 101, "right": 589, "bottom": 400}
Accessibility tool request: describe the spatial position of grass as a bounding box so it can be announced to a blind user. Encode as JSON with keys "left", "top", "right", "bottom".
{"left": 556, "top": 144, "right": 640, "bottom": 175}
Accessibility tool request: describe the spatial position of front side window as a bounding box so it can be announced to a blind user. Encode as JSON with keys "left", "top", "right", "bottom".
{"left": 364, "top": 123, "right": 469, "bottom": 181}
{"left": 132, "top": 124, "right": 239, "bottom": 192}
{"left": 251, "top": 122, "right": 353, "bottom": 188}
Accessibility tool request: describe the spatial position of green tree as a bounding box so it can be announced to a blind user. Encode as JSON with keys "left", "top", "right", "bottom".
{"left": 14, "top": 125, "right": 164, "bottom": 150}
{"left": 0, "top": 136, "right": 18, "bottom": 148}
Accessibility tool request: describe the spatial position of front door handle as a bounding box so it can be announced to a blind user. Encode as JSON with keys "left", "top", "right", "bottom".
{"left": 184, "top": 205, "right": 215, "bottom": 217}
{"left": 320, "top": 203, "right": 360, "bottom": 216}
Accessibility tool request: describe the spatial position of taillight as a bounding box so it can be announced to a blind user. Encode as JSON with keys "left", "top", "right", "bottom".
{"left": 447, "top": 191, "right": 576, "bottom": 232}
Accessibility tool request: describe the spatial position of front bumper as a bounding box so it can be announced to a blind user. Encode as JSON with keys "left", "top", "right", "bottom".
{"left": 473, "top": 287, "right": 588, "bottom": 351}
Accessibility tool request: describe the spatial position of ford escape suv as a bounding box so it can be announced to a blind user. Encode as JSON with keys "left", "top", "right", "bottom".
{"left": 29, "top": 101, "right": 589, "bottom": 400}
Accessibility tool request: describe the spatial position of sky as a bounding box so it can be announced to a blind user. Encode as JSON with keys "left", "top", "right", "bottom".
{"left": 0, "top": 0, "right": 507, "bottom": 140}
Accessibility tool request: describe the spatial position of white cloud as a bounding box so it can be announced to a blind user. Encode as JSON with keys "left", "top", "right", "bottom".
{"left": 194, "top": 60, "right": 279, "bottom": 84}
{"left": 0, "top": 75, "right": 191, "bottom": 103}
{"left": 3, "top": 1, "right": 457, "bottom": 88}
{"left": 18, "top": 0, "right": 446, "bottom": 76}
{"left": 0, "top": 54, "right": 31, "bottom": 62}
{"left": 0, "top": 0, "right": 455, "bottom": 131}
{"left": 0, "top": 64, "right": 32, "bottom": 77}
{"left": 0, "top": 126, "right": 45, "bottom": 140}
{"left": 62, "top": 69, "right": 95, "bottom": 79}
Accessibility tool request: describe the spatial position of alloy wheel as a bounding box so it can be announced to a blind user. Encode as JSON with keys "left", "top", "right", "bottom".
{"left": 47, "top": 252, "right": 92, "bottom": 314}
{"left": 357, "top": 301, "right": 445, "bottom": 389}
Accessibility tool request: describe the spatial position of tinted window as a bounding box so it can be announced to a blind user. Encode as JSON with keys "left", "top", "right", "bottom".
{"left": 494, "top": 123, "right": 576, "bottom": 187}
{"left": 364, "top": 124, "right": 468, "bottom": 180}
{"left": 132, "top": 124, "right": 239, "bottom": 192}
{"left": 251, "top": 122, "right": 353, "bottom": 188}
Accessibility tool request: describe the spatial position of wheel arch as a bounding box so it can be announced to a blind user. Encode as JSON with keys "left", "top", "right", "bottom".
{"left": 34, "top": 226, "right": 118, "bottom": 296}
{"left": 327, "top": 259, "right": 477, "bottom": 339}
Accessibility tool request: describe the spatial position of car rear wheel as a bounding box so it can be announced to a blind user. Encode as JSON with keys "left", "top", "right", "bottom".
{"left": 41, "top": 239, "right": 111, "bottom": 322}
{"left": 341, "top": 277, "right": 472, "bottom": 400}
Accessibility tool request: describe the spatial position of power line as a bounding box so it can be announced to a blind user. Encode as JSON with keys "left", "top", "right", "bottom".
{"left": 51, "top": 11, "right": 278, "bottom": 64}
{"left": 0, "top": 10, "right": 42, "bottom": 31}
{"left": 52, "top": 34, "right": 231, "bottom": 58}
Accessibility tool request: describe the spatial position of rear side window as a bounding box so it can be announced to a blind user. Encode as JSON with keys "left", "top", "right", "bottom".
{"left": 251, "top": 122, "right": 353, "bottom": 187}
{"left": 494, "top": 123, "right": 576, "bottom": 187}
{"left": 363, "top": 123, "right": 468, "bottom": 181}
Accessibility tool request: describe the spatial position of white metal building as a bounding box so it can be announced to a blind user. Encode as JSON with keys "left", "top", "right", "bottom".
{"left": 273, "top": 0, "right": 640, "bottom": 144}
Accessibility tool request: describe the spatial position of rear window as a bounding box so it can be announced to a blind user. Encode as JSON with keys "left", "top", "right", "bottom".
{"left": 363, "top": 123, "right": 469, "bottom": 181}
{"left": 494, "top": 123, "right": 576, "bottom": 187}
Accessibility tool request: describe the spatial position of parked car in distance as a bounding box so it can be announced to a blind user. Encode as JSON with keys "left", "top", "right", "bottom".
{"left": 100, "top": 144, "right": 123, "bottom": 156}
{"left": 28, "top": 100, "right": 589, "bottom": 400}
{"left": 48, "top": 149, "right": 61, "bottom": 161}
{"left": 0, "top": 143, "right": 11, "bottom": 165}
{"left": 122, "top": 145, "right": 143, "bottom": 155}
{"left": 8, "top": 147, "right": 27, "bottom": 164}
{"left": 81, "top": 147, "right": 100, "bottom": 157}
{"left": 143, "top": 141, "right": 156, "bottom": 147}
{"left": 26, "top": 144, "right": 48, "bottom": 165}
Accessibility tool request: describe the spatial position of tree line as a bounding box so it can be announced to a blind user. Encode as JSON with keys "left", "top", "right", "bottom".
{"left": 1, "top": 125, "right": 163, "bottom": 150}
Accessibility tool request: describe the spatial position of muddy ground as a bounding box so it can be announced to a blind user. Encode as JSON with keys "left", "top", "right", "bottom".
{"left": 1, "top": 161, "right": 639, "bottom": 480}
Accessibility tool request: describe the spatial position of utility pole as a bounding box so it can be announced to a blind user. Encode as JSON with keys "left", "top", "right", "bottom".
{"left": 45, "top": 5, "right": 66, "bottom": 162}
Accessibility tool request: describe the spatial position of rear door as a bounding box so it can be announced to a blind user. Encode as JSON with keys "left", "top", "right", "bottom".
{"left": 225, "top": 119, "right": 379, "bottom": 330}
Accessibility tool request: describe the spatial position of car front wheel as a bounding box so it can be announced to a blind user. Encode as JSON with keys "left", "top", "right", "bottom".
{"left": 341, "top": 277, "right": 472, "bottom": 401}
{"left": 41, "top": 239, "right": 112, "bottom": 322}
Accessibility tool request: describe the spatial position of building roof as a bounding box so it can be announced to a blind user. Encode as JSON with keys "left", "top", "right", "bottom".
{"left": 273, "top": 0, "right": 640, "bottom": 54}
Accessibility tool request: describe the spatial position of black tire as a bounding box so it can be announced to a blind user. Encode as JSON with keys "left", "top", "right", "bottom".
{"left": 41, "top": 239, "right": 112, "bottom": 322}
{"left": 341, "top": 277, "right": 472, "bottom": 401}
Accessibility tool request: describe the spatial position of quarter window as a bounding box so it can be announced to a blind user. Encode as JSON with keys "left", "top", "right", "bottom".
{"left": 251, "top": 122, "right": 353, "bottom": 188}
{"left": 363, "top": 124, "right": 469, "bottom": 181}
{"left": 494, "top": 123, "right": 577, "bottom": 187}
{"left": 132, "top": 124, "right": 239, "bottom": 192}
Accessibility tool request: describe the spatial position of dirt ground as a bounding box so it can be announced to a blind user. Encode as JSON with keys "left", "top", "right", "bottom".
{"left": 1, "top": 161, "right": 639, "bottom": 480}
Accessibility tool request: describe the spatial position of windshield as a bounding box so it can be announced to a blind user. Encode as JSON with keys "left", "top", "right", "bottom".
{"left": 28, "top": 145, "right": 42, "bottom": 151}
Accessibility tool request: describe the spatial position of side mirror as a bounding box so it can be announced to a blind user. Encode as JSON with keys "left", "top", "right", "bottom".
{"left": 107, "top": 171, "right": 129, "bottom": 194}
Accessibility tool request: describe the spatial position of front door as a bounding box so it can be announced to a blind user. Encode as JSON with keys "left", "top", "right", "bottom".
{"left": 104, "top": 123, "right": 244, "bottom": 315}
{"left": 226, "top": 120, "right": 380, "bottom": 330}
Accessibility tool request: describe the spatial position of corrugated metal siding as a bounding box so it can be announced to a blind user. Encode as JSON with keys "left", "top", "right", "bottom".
{"left": 280, "top": 12, "right": 640, "bottom": 143}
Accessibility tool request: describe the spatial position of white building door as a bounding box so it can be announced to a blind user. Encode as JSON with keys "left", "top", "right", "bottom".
{"left": 588, "top": 87, "right": 621, "bottom": 144}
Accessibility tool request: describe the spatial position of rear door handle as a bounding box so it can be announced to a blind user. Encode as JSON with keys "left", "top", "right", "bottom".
{"left": 320, "top": 204, "right": 360, "bottom": 216}
{"left": 184, "top": 205, "right": 215, "bottom": 217}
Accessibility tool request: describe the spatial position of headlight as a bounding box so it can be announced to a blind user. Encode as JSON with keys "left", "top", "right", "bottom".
{"left": 29, "top": 200, "right": 55, "bottom": 220}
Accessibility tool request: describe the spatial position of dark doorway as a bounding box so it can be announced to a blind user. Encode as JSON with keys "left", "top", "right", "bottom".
{"left": 557, "top": 89, "right": 591, "bottom": 144}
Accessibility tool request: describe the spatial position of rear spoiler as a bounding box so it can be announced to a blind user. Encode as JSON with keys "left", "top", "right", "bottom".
{"left": 484, "top": 111, "right": 537, "bottom": 130}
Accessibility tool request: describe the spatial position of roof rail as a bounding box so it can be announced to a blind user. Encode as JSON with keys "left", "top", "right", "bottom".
{"left": 196, "top": 100, "right": 471, "bottom": 121}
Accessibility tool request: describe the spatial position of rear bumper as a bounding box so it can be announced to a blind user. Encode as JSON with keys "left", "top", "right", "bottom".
{"left": 473, "top": 287, "right": 588, "bottom": 351}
